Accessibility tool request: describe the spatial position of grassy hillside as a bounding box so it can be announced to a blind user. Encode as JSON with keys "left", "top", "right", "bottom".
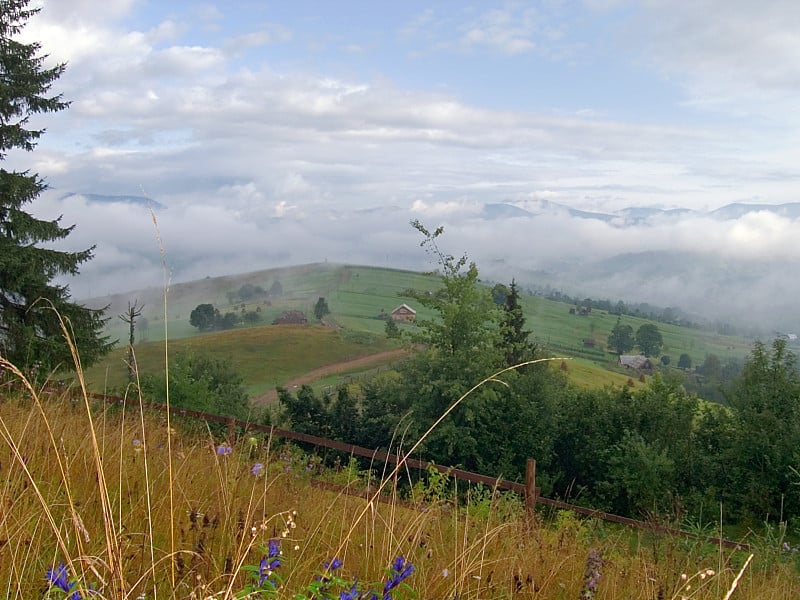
{"left": 85, "top": 323, "right": 397, "bottom": 396}
{"left": 84, "top": 263, "right": 754, "bottom": 396}
{"left": 1, "top": 390, "right": 795, "bottom": 599}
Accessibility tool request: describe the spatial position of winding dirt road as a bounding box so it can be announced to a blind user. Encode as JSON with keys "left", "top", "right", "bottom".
{"left": 250, "top": 348, "right": 409, "bottom": 406}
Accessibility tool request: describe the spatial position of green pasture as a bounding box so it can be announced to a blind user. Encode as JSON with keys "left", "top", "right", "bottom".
{"left": 84, "top": 323, "right": 392, "bottom": 397}
{"left": 559, "top": 357, "right": 637, "bottom": 389}
{"left": 89, "top": 262, "right": 754, "bottom": 397}
{"left": 517, "top": 294, "right": 752, "bottom": 368}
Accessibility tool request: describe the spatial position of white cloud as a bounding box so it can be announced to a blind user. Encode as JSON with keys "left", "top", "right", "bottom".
{"left": 625, "top": 0, "right": 800, "bottom": 117}
{"left": 459, "top": 7, "right": 538, "bottom": 55}
{"left": 9, "top": 1, "right": 800, "bottom": 331}
{"left": 224, "top": 25, "right": 292, "bottom": 54}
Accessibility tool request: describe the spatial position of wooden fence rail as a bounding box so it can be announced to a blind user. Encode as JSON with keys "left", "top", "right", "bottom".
{"left": 76, "top": 390, "right": 747, "bottom": 550}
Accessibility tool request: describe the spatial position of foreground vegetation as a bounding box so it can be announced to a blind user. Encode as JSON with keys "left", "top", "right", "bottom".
{"left": 1, "top": 381, "right": 799, "bottom": 599}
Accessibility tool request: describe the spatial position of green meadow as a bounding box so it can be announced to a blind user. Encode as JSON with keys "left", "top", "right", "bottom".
{"left": 86, "top": 263, "right": 753, "bottom": 397}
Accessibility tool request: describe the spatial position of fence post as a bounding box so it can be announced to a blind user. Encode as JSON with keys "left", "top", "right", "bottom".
{"left": 227, "top": 417, "right": 235, "bottom": 445}
{"left": 525, "top": 458, "right": 537, "bottom": 521}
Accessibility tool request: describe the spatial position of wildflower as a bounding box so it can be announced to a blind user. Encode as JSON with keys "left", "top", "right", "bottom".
{"left": 383, "top": 556, "right": 415, "bottom": 599}
{"left": 132, "top": 439, "right": 142, "bottom": 451}
{"left": 579, "top": 549, "right": 603, "bottom": 599}
{"left": 258, "top": 539, "right": 282, "bottom": 587}
{"left": 340, "top": 583, "right": 359, "bottom": 600}
{"left": 216, "top": 444, "right": 233, "bottom": 456}
{"left": 46, "top": 563, "right": 80, "bottom": 600}
{"left": 324, "top": 557, "right": 343, "bottom": 571}
{"left": 251, "top": 462, "right": 265, "bottom": 477}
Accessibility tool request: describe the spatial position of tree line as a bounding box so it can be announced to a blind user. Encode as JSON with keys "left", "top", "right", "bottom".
{"left": 277, "top": 222, "right": 800, "bottom": 527}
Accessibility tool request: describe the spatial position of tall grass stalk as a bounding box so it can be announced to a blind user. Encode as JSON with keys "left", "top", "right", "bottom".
{"left": 150, "top": 203, "right": 177, "bottom": 590}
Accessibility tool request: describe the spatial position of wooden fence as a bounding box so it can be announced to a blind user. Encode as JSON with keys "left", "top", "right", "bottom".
{"left": 71, "top": 391, "right": 746, "bottom": 550}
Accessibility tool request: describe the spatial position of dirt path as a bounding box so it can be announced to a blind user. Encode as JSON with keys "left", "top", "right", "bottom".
{"left": 250, "top": 348, "right": 409, "bottom": 406}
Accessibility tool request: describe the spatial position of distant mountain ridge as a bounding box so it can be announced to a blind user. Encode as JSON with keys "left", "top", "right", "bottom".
{"left": 483, "top": 200, "right": 800, "bottom": 225}
{"left": 61, "top": 193, "right": 165, "bottom": 209}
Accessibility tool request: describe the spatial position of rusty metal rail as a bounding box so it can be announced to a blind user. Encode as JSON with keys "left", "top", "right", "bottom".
{"left": 57, "top": 389, "right": 747, "bottom": 550}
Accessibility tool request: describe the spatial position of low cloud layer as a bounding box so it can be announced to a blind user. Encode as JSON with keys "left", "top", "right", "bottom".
{"left": 34, "top": 191, "right": 800, "bottom": 332}
{"left": 6, "top": 1, "right": 800, "bottom": 332}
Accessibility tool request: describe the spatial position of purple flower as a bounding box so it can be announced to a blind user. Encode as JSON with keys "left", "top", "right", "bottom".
{"left": 258, "top": 539, "right": 282, "bottom": 587}
{"left": 580, "top": 549, "right": 603, "bottom": 600}
{"left": 216, "top": 444, "right": 233, "bottom": 456}
{"left": 324, "top": 557, "right": 343, "bottom": 571}
{"left": 340, "top": 583, "right": 359, "bottom": 600}
{"left": 46, "top": 563, "right": 81, "bottom": 600}
{"left": 383, "top": 556, "right": 414, "bottom": 599}
{"left": 251, "top": 462, "right": 265, "bottom": 477}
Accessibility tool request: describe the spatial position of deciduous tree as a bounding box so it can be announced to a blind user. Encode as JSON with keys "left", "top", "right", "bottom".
{"left": 189, "top": 303, "right": 216, "bottom": 331}
{"left": 608, "top": 318, "right": 635, "bottom": 355}
{"left": 635, "top": 323, "right": 663, "bottom": 357}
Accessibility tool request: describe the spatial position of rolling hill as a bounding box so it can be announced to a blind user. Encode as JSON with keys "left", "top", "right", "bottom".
{"left": 83, "top": 263, "right": 754, "bottom": 398}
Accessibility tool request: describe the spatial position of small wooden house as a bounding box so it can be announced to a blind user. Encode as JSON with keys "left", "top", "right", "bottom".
{"left": 390, "top": 304, "right": 416, "bottom": 322}
{"left": 618, "top": 355, "right": 653, "bottom": 371}
{"left": 272, "top": 310, "right": 308, "bottom": 325}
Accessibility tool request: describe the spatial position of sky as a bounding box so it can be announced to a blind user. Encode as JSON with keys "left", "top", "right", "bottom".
{"left": 7, "top": 0, "right": 800, "bottom": 323}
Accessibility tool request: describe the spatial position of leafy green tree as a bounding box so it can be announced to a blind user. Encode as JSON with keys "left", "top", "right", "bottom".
{"left": 277, "top": 384, "right": 332, "bottom": 437}
{"left": 678, "top": 353, "right": 692, "bottom": 370}
{"left": 725, "top": 339, "right": 800, "bottom": 521}
{"left": 384, "top": 318, "right": 400, "bottom": 339}
{"left": 313, "top": 296, "right": 330, "bottom": 321}
{"left": 404, "top": 220, "right": 500, "bottom": 355}
{"left": 660, "top": 355, "right": 671, "bottom": 367}
{"left": 269, "top": 280, "right": 283, "bottom": 296}
{"left": 605, "top": 430, "right": 675, "bottom": 516}
{"left": 215, "top": 311, "right": 238, "bottom": 330}
{"left": 242, "top": 310, "right": 260, "bottom": 324}
{"left": 140, "top": 352, "right": 251, "bottom": 420}
{"left": 490, "top": 283, "right": 509, "bottom": 306}
{"left": 607, "top": 317, "right": 635, "bottom": 355}
{"left": 635, "top": 323, "right": 663, "bottom": 357}
{"left": 0, "top": 1, "right": 110, "bottom": 372}
{"left": 238, "top": 283, "right": 264, "bottom": 301}
{"left": 189, "top": 303, "right": 216, "bottom": 331}
{"left": 370, "top": 222, "right": 567, "bottom": 477}
{"left": 700, "top": 353, "right": 722, "bottom": 380}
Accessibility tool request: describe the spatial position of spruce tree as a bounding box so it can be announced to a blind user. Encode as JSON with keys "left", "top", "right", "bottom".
{"left": 500, "top": 279, "right": 533, "bottom": 366}
{"left": 0, "top": 1, "right": 110, "bottom": 373}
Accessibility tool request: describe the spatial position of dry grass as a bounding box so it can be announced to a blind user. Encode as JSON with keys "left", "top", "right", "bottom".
{"left": 0, "top": 380, "right": 798, "bottom": 599}
{"left": 0, "top": 329, "right": 798, "bottom": 600}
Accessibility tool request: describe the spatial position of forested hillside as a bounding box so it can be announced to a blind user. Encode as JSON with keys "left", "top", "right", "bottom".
{"left": 276, "top": 224, "right": 800, "bottom": 527}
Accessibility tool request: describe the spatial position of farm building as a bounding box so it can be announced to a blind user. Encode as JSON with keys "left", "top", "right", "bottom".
{"left": 272, "top": 310, "right": 307, "bottom": 325}
{"left": 618, "top": 355, "right": 653, "bottom": 371}
{"left": 391, "top": 304, "right": 416, "bottom": 322}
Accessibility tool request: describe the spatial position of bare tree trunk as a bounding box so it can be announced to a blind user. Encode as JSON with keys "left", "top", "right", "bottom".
{"left": 119, "top": 300, "right": 144, "bottom": 382}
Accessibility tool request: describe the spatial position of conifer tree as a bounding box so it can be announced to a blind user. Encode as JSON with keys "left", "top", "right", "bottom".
{"left": 0, "top": 1, "right": 110, "bottom": 372}
{"left": 500, "top": 279, "right": 534, "bottom": 366}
